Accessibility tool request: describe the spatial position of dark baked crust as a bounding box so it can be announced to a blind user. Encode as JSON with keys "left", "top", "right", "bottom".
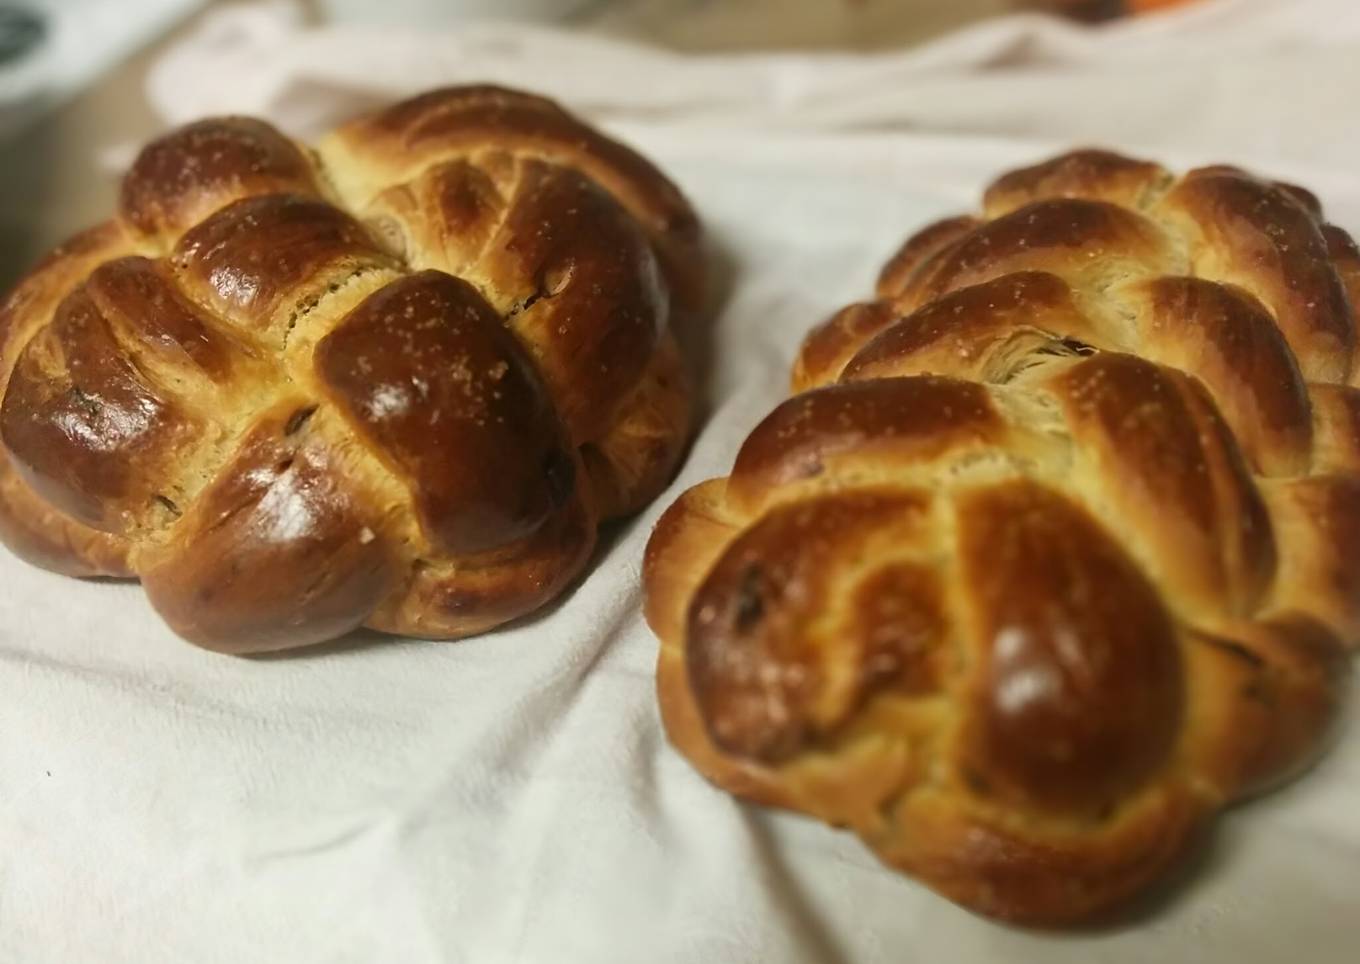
{"left": 0, "top": 86, "right": 704, "bottom": 651}
{"left": 644, "top": 149, "right": 1356, "bottom": 924}
{"left": 320, "top": 85, "right": 704, "bottom": 312}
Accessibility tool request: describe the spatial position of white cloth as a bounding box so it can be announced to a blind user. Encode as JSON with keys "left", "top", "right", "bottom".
{"left": 4, "top": 1, "right": 1359, "bottom": 961}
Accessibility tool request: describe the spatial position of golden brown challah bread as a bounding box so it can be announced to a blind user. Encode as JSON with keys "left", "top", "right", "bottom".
{"left": 644, "top": 150, "right": 1357, "bottom": 924}
{"left": 0, "top": 86, "right": 703, "bottom": 653}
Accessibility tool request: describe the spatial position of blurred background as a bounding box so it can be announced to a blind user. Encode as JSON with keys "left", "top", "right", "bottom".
{"left": 0, "top": 0, "right": 1254, "bottom": 288}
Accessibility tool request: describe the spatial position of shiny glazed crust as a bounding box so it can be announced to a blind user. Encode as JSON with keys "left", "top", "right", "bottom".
{"left": 644, "top": 150, "right": 1357, "bottom": 924}
{"left": 0, "top": 86, "right": 703, "bottom": 652}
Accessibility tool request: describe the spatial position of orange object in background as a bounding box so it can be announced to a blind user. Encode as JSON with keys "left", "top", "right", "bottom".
{"left": 1040, "top": 0, "right": 1205, "bottom": 19}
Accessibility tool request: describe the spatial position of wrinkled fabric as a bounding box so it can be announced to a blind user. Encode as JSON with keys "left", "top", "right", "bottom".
{"left": 4, "top": 1, "right": 1359, "bottom": 960}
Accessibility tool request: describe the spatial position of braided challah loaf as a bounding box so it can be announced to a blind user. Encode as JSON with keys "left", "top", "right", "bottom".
{"left": 644, "top": 150, "right": 1357, "bottom": 923}
{"left": 0, "top": 86, "right": 702, "bottom": 653}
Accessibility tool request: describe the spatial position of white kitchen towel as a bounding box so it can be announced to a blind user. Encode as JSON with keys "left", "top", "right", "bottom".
{"left": 4, "top": 1, "right": 1359, "bottom": 962}
{"left": 144, "top": 0, "right": 1360, "bottom": 170}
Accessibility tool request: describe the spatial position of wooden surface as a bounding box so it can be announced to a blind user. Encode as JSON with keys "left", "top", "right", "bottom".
{"left": 584, "top": 0, "right": 1016, "bottom": 52}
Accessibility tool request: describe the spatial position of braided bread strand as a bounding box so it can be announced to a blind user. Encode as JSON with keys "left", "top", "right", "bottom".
{"left": 644, "top": 150, "right": 1357, "bottom": 923}
{"left": 0, "top": 87, "right": 703, "bottom": 652}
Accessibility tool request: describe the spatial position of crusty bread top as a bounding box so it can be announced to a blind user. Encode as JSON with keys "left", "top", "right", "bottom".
{"left": 0, "top": 85, "right": 703, "bottom": 652}
{"left": 644, "top": 149, "right": 1357, "bottom": 924}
